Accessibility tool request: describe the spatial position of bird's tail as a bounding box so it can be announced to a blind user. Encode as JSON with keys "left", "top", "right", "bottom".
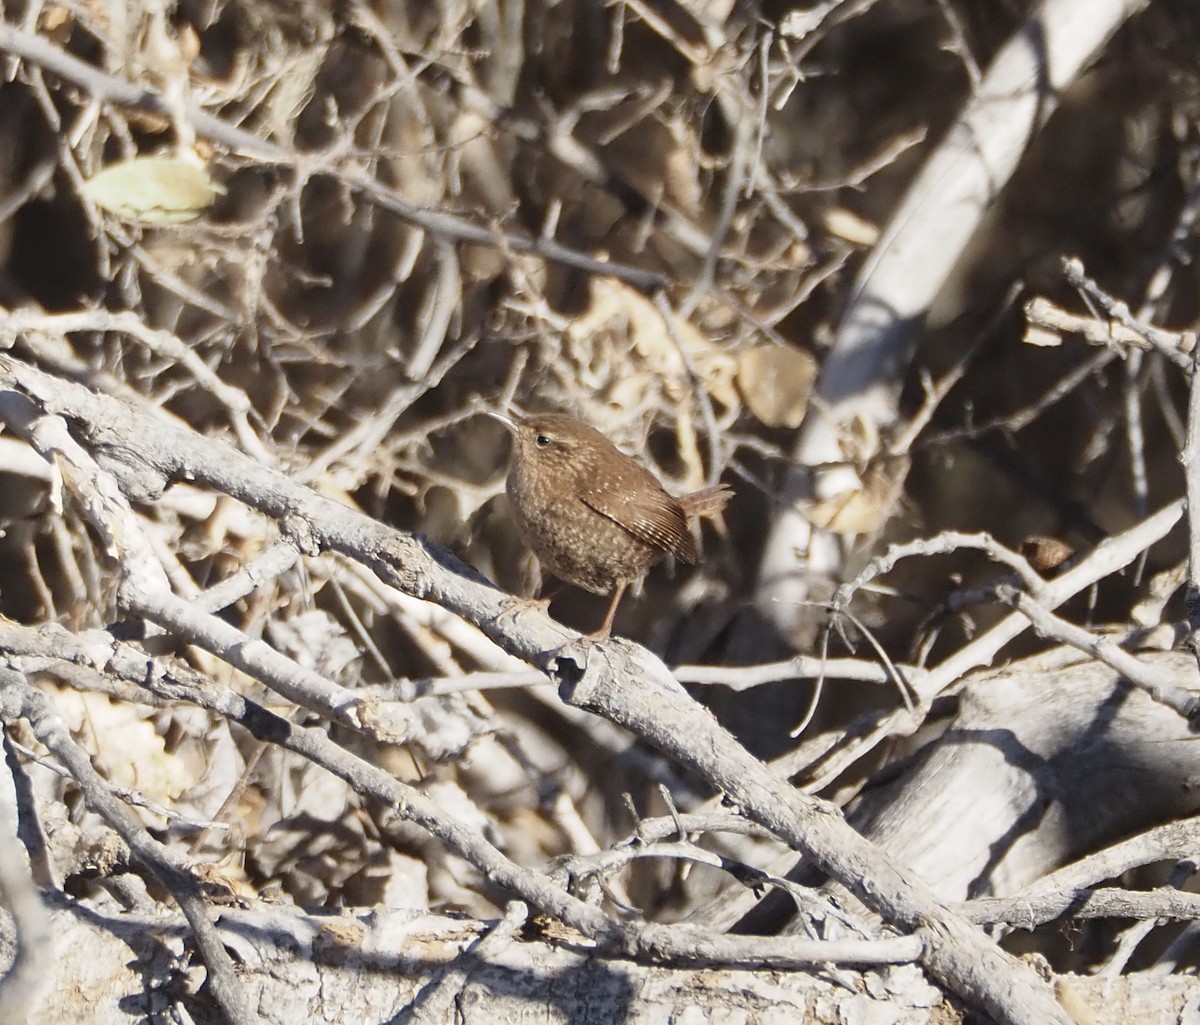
{"left": 679, "top": 483, "right": 733, "bottom": 520}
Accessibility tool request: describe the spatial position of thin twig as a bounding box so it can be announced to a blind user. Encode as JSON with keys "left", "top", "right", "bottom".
{"left": 996, "top": 584, "right": 1200, "bottom": 723}
{"left": 1063, "top": 256, "right": 1194, "bottom": 372}
{"left": 963, "top": 886, "right": 1200, "bottom": 929}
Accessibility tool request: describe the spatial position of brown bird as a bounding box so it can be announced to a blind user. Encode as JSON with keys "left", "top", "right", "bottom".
{"left": 488, "top": 411, "right": 732, "bottom": 638}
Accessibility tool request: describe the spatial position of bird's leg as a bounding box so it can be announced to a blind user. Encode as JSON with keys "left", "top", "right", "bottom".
{"left": 587, "top": 580, "right": 628, "bottom": 640}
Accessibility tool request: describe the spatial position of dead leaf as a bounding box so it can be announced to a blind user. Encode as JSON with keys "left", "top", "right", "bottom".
{"left": 807, "top": 455, "right": 910, "bottom": 534}
{"left": 1022, "top": 536, "right": 1075, "bottom": 573}
{"left": 736, "top": 344, "right": 817, "bottom": 428}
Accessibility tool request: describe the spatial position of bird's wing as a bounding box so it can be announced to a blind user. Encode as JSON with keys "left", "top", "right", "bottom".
{"left": 580, "top": 483, "right": 696, "bottom": 563}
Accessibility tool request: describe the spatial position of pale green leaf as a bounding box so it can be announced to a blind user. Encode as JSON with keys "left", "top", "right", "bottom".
{"left": 80, "top": 156, "right": 226, "bottom": 224}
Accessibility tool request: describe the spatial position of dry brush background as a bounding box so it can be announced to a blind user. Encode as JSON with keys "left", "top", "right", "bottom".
{"left": 1, "top": 0, "right": 1200, "bottom": 1022}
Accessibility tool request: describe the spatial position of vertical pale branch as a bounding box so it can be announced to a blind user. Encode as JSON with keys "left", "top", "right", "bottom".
{"left": 1183, "top": 348, "right": 1200, "bottom": 672}
{"left": 756, "top": 0, "right": 1150, "bottom": 638}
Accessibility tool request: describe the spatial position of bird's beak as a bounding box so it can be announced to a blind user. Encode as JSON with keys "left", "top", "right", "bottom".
{"left": 484, "top": 409, "right": 517, "bottom": 432}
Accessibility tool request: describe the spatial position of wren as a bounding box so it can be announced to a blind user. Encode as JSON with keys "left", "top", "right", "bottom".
{"left": 488, "top": 411, "right": 732, "bottom": 638}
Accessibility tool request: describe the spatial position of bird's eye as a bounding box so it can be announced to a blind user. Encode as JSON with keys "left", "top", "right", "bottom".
{"left": 535, "top": 434, "right": 551, "bottom": 448}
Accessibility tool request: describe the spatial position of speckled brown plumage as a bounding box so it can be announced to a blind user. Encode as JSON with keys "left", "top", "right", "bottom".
{"left": 490, "top": 412, "right": 732, "bottom": 637}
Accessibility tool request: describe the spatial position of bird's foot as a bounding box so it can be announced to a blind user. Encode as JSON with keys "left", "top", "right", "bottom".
{"left": 492, "top": 592, "right": 555, "bottom": 632}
